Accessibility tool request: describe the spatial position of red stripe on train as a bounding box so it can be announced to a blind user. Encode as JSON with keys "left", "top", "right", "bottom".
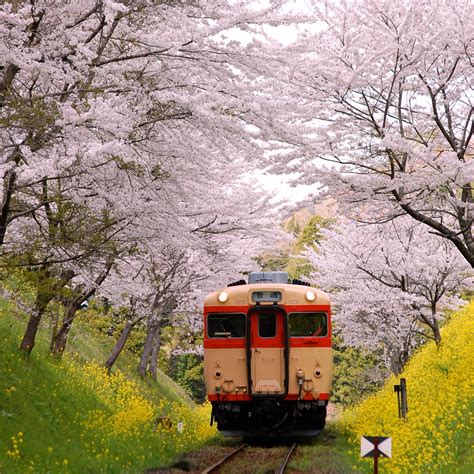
{"left": 203, "top": 338, "right": 332, "bottom": 349}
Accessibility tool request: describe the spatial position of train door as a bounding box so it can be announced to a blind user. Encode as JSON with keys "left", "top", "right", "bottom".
{"left": 250, "top": 310, "right": 285, "bottom": 395}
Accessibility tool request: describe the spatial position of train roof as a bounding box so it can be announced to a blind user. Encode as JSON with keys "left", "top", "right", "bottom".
{"left": 204, "top": 280, "right": 330, "bottom": 307}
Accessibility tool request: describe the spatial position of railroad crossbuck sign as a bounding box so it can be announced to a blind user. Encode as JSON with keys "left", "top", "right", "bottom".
{"left": 361, "top": 436, "right": 392, "bottom": 458}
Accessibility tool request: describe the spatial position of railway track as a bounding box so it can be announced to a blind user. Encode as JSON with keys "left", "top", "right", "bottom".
{"left": 201, "top": 442, "right": 297, "bottom": 474}
{"left": 275, "top": 443, "right": 296, "bottom": 474}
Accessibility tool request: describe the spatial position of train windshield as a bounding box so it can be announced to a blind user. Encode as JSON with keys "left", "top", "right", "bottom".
{"left": 289, "top": 312, "right": 328, "bottom": 337}
{"left": 207, "top": 313, "right": 246, "bottom": 338}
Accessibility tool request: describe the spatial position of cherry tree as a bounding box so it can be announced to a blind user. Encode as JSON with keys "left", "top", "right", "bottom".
{"left": 0, "top": 0, "right": 295, "bottom": 246}
{"left": 245, "top": 0, "right": 474, "bottom": 267}
{"left": 99, "top": 205, "right": 272, "bottom": 375}
{"left": 10, "top": 164, "right": 148, "bottom": 354}
{"left": 306, "top": 217, "right": 472, "bottom": 373}
{"left": 1, "top": 0, "right": 290, "bottom": 359}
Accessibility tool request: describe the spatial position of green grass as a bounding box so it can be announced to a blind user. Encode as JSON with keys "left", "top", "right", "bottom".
{"left": 288, "top": 422, "right": 354, "bottom": 472}
{"left": 69, "top": 314, "right": 193, "bottom": 408}
{"left": 0, "top": 295, "right": 216, "bottom": 473}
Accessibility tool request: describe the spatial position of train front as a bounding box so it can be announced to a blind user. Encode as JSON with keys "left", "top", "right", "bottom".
{"left": 203, "top": 271, "right": 332, "bottom": 436}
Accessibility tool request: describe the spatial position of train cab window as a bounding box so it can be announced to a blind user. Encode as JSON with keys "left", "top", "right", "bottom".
{"left": 207, "top": 313, "right": 246, "bottom": 338}
{"left": 259, "top": 313, "right": 276, "bottom": 338}
{"left": 289, "top": 312, "right": 328, "bottom": 337}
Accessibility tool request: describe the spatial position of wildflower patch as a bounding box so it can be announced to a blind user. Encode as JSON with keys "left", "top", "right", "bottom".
{"left": 61, "top": 361, "right": 217, "bottom": 467}
{"left": 341, "top": 301, "right": 474, "bottom": 473}
{"left": 0, "top": 306, "right": 217, "bottom": 472}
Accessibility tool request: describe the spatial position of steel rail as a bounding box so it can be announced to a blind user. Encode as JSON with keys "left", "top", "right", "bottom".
{"left": 201, "top": 443, "right": 247, "bottom": 474}
{"left": 275, "top": 443, "right": 297, "bottom": 474}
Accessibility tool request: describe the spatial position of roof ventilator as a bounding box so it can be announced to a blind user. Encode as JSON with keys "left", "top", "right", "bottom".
{"left": 292, "top": 278, "right": 311, "bottom": 287}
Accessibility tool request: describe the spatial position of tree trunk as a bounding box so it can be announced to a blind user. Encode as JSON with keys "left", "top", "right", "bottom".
{"left": 19, "top": 291, "right": 52, "bottom": 355}
{"left": 19, "top": 268, "right": 74, "bottom": 355}
{"left": 49, "top": 299, "right": 61, "bottom": 353}
{"left": 389, "top": 352, "right": 403, "bottom": 377}
{"left": 414, "top": 304, "right": 442, "bottom": 346}
{"left": 431, "top": 321, "right": 441, "bottom": 347}
{"left": 138, "top": 320, "right": 159, "bottom": 378}
{"left": 0, "top": 63, "right": 20, "bottom": 106}
{"left": 149, "top": 320, "right": 162, "bottom": 379}
{"left": 426, "top": 305, "right": 442, "bottom": 347}
{"left": 50, "top": 300, "right": 80, "bottom": 355}
{"left": 105, "top": 320, "right": 135, "bottom": 370}
{"left": 0, "top": 168, "right": 16, "bottom": 246}
{"left": 50, "top": 262, "right": 113, "bottom": 355}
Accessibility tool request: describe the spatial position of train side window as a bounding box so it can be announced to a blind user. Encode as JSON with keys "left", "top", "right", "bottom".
{"left": 259, "top": 313, "right": 276, "bottom": 338}
{"left": 289, "top": 312, "right": 328, "bottom": 337}
{"left": 207, "top": 313, "right": 246, "bottom": 338}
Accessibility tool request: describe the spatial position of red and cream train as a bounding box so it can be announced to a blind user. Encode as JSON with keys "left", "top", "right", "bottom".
{"left": 203, "top": 271, "right": 332, "bottom": 436}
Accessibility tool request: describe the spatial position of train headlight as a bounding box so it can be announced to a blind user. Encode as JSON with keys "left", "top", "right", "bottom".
{"left": 305, "top": 290, "right": 316, "bottom": 302}
{"left": 217, "top": 291, "right": 229, "bottom": 303}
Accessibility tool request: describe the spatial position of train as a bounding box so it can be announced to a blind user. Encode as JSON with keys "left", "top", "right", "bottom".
{"left": 203, "top": 271, "right": 332, "bottom": 436}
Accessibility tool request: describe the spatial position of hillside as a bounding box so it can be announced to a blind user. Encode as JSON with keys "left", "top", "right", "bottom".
{"left": 0, "top": 296, "right": 216, "bottom": 473}
{"left": 339, "top": 301, "right": 474, "bottom": 473}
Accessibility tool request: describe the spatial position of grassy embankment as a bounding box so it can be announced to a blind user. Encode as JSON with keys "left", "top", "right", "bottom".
{"left": 0, "top": 295, "right": 217, "bottom": 472}
{"left": 290, "top": 301, "right": 473, "bottom": 473}
{"left": 2, "top": 291, "right": 472, "bottom": 473}
{"left": 341, "top": 300, "right": 474, "bottom": 473}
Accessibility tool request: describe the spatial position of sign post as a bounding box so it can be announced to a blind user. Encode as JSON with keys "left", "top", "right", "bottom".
{"left": 394, "top": 378, "right": 408, "bottom": 419}
{"left": 361, "top": 436, "right": 392, "bottom": 473}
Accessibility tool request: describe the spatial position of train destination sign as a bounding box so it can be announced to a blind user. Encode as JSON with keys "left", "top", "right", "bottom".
{"left": 251, "top": 291, "right": 282, "bottom": 303}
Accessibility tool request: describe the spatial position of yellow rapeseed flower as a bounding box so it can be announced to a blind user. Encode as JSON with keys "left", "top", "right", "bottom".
{"left": 342, "top": 301, "right": 474, "bottom": 473}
